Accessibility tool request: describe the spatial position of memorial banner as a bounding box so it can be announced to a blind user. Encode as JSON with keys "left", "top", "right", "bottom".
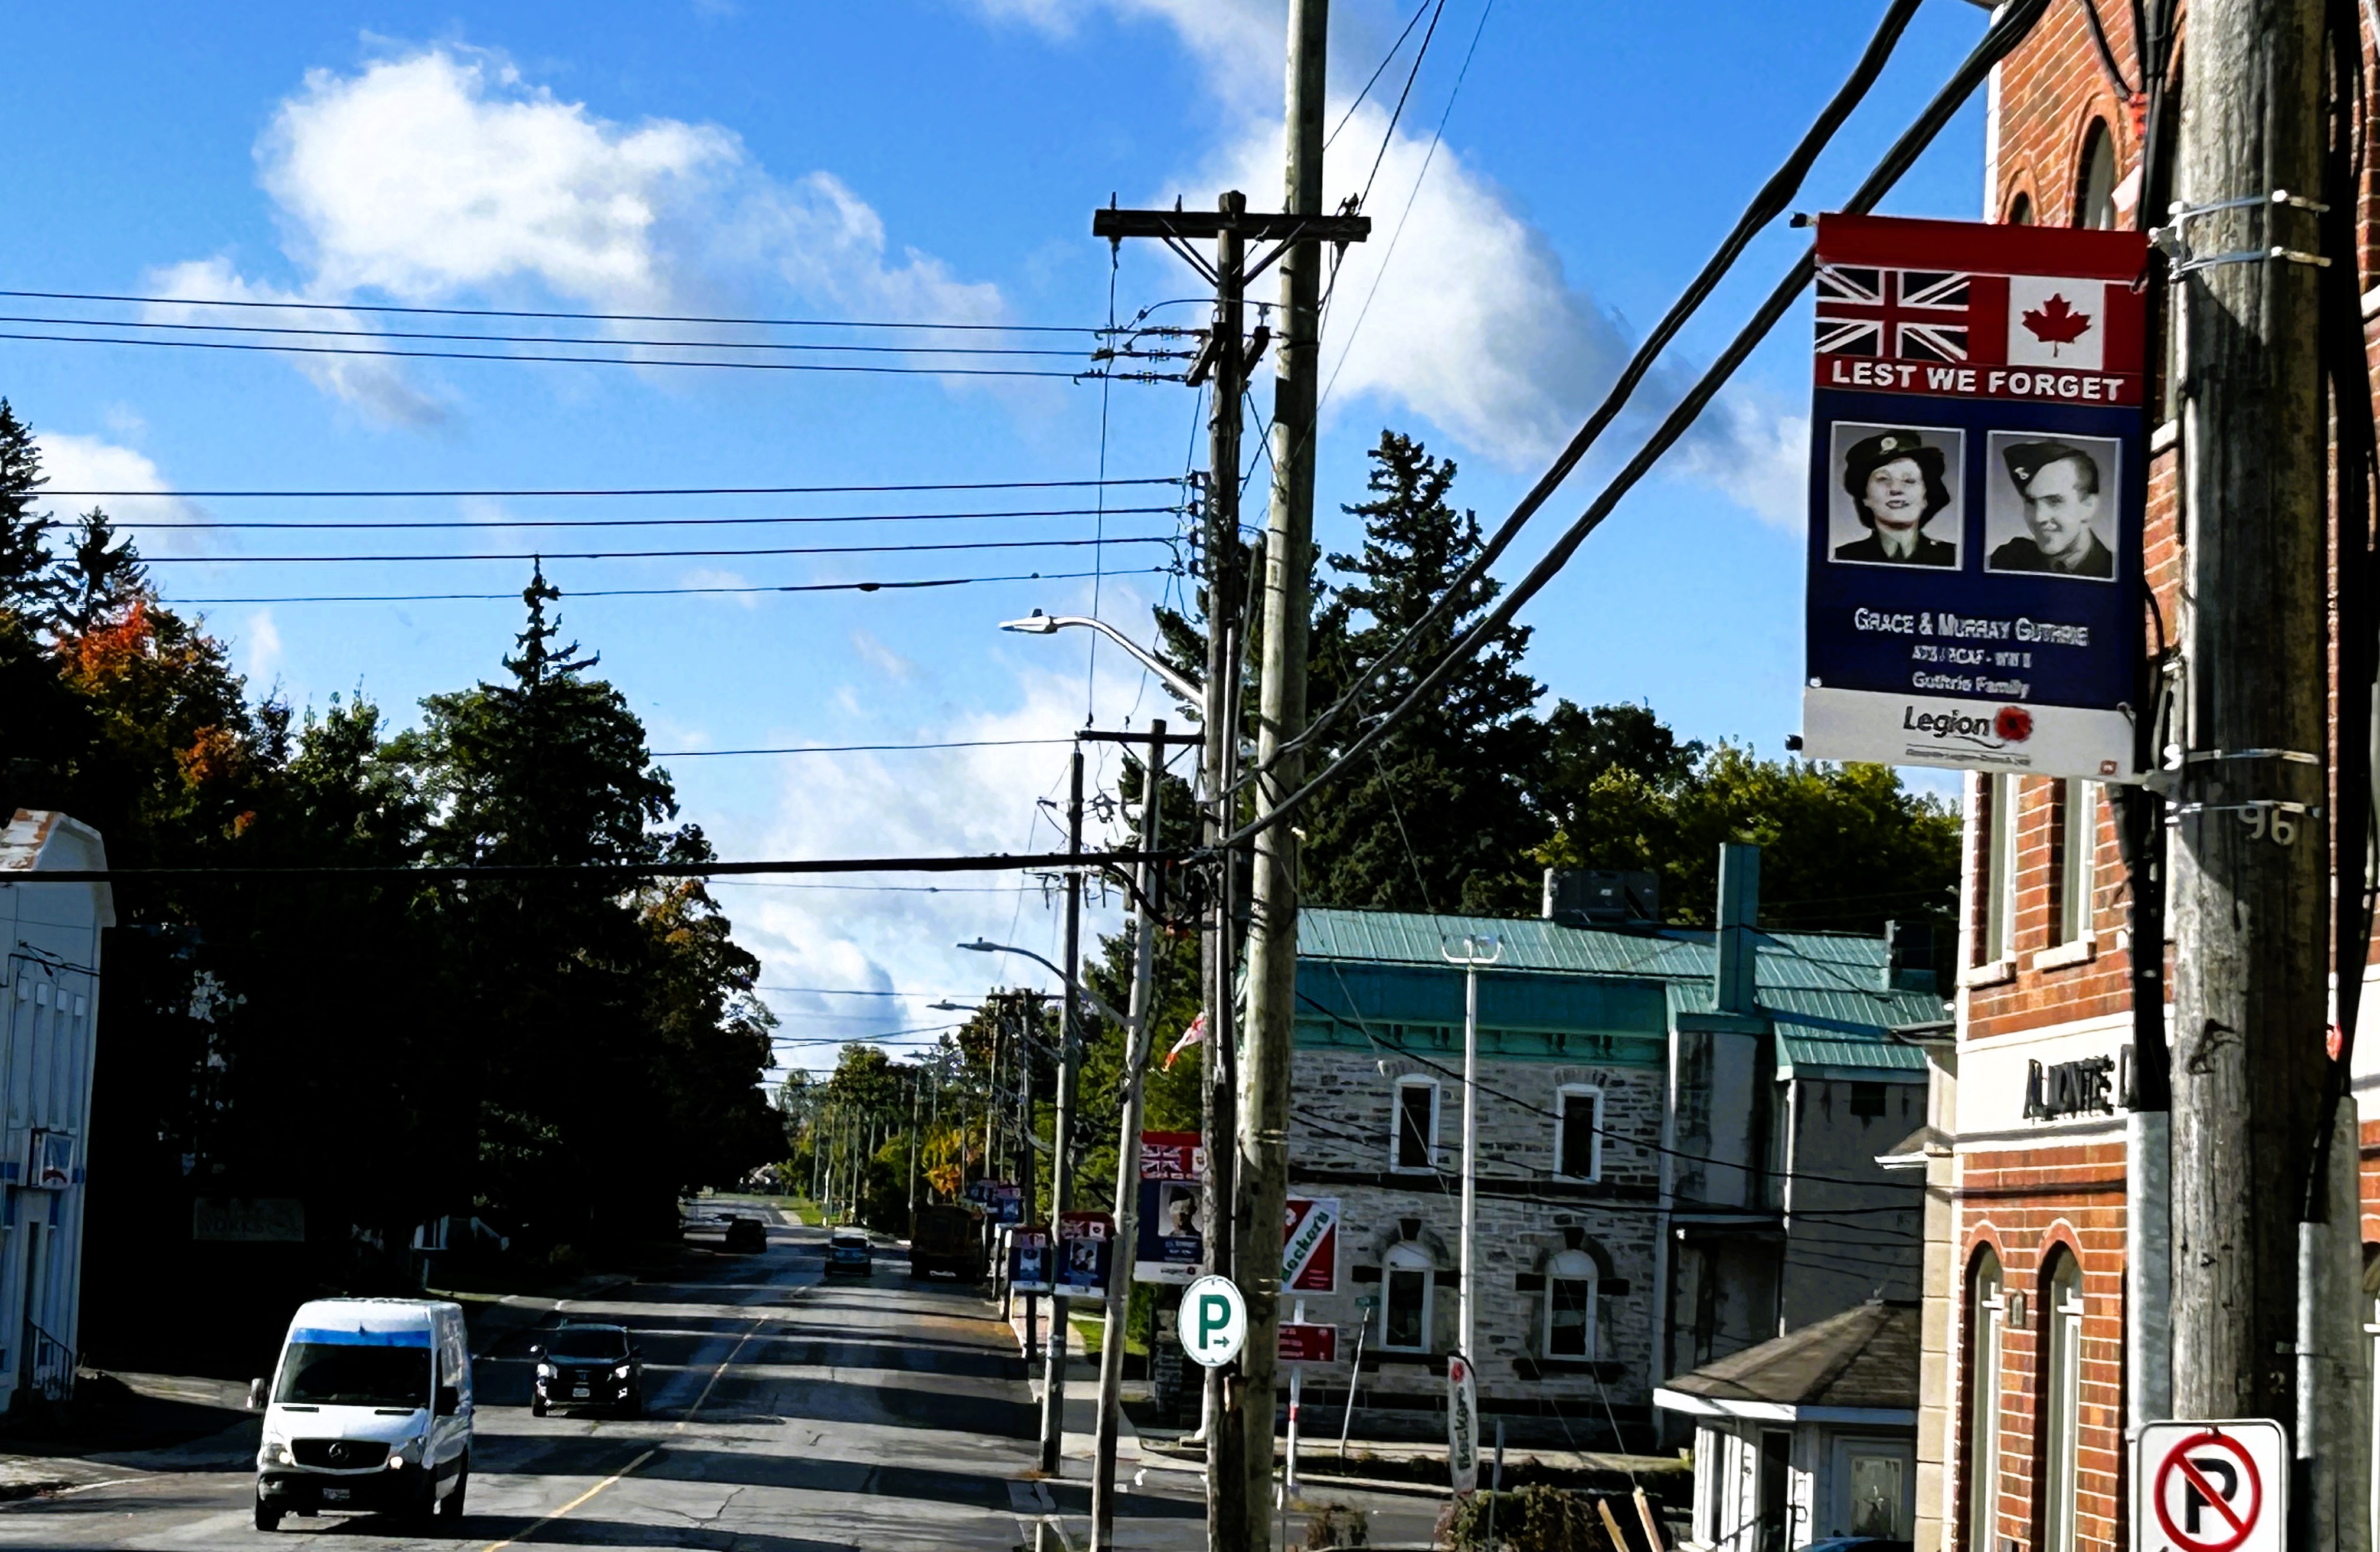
{"left": 1803, "top": 214, "right": 2149, "bottom": 780}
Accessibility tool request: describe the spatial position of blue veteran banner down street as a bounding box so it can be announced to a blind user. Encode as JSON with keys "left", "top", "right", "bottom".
{"left": 1802, "top": 214, "right": 2149, "bottom": 780}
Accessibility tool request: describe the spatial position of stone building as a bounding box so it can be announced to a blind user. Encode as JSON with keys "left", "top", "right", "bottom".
{"left": 1279, "top": 847, "right": 1941, "bottom": 1448}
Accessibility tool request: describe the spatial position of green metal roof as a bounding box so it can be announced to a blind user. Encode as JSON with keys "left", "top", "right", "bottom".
{"left": 1296, "top": 907, "right": 1945, "bottom": 1075}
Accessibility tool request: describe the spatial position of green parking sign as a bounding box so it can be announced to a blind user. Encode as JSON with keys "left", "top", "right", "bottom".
{"left": 1181, "top": 1274, "right": 1247, "bottom": 1368}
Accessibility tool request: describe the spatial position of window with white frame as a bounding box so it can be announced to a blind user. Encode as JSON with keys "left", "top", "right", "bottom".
{"left": 2058, "top": 779, "right": 2098, "bottom": 946}
{"left": 1544, "top": 1248, "right": 1599, "bottom": 1359}
{"left": 2040, "top": 1251, "right": 2084, "bottom": 1552}
{"left": 1391, "top": 1078, "right": 1439, "bottom": 1173}
{"left": 1980, "top": 774, "right": 2018, "bottom": 964}
{"left": 1554, "top": 1085, "right": 1603, "bottom": 1181}
{"left": 2365, "top": 1248, "right": 2380, "bottom": 1540}
{"left": 1381, "top": 1242, "right": 1434, "bottom": 1351}
{"left": 1964, "top": 1248, "right": 2005, "bottom": 1552}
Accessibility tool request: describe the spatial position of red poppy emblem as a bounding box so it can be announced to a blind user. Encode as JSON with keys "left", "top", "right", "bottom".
{"left": 1994, "top": 706, "right": 2033, "bottom": 742}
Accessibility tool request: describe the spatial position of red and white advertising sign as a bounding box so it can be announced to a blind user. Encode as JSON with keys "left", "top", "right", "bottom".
{"left": 1277, "top": 1322, "right": 1338, "bottom": 1364}
{"left": 2134, "top": 1420, "right": 2286, "bottom": 1552}
{"left": 1282, "top": 1197, "right": 1339, "bottom": 1294}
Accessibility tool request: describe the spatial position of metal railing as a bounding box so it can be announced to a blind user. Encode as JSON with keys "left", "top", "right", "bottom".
{"left": 27, "top": 1321, "right": 75, "bottom": 1404}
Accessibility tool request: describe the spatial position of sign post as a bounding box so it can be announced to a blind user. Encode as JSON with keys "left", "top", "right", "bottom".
{"left": 1801, "top": 214, "right": 2150, "bottom": 780}
{"left": 2133, "top": 1420, "right": 2286, "bottom": 1552}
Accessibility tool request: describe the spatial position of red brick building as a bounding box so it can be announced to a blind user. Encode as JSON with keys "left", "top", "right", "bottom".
{"left": 1905, "top": 9, "right": 2380, "bottom": 1552}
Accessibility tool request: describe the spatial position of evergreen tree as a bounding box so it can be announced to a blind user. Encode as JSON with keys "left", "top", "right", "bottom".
{"left": 48, "top": 506, "right": 151, "bottom": 639}
{"left": 0, "top": 398, "right": 60, "bottom": 615}
{"left": 1300, "top": 432, "right": 1551, "bottom": 913}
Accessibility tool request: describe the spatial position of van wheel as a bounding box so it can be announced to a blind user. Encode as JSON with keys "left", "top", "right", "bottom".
{"left": 436, "top": 1461, "right": 468, "bottom": 1520}
{"left": 253, "top": 1493, "right": 281, "bottom": 1532}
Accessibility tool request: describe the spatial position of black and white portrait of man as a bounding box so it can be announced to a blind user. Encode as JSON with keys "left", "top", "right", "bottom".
{"left": 1985, "top": 434, "right": 2117, "bottom": 580}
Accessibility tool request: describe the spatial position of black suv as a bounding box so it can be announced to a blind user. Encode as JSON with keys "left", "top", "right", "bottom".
{"left": 530, "top": 1324, "right": 643, "bottom": 1417}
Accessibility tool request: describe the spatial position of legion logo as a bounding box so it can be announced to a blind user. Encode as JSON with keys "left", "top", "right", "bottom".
{"left": 1902, "top": 703, "right": 2034, "bottom": 749}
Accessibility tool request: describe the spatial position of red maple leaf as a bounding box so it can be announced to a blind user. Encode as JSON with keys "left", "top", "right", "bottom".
{"left": 2021, "top": 292, "right": 2093, "bottom": 355}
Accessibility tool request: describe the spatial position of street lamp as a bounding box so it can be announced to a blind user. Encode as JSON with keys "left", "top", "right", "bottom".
{"left": 1000, "top": 610, "right": 1205, "bottom": 706}
{"left": 957, "top": 938, "right": 1132, "bottom": 1032}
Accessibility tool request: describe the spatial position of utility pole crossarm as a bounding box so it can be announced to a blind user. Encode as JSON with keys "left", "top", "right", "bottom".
{"left": 1090, "top": 209, "right": 1372, "bottom": 244}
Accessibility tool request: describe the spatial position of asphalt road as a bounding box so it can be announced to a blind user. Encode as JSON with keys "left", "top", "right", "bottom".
{"left": 1, "top": 1220, "right": 1443, "bottom": 1548}
{"left": 0, "top": 1220, "right": 1237, "bottom": 1551}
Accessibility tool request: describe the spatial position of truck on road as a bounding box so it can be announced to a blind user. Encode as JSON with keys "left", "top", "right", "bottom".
{"left": 908, "top": 1203, "right": 985, "bottom": 1281}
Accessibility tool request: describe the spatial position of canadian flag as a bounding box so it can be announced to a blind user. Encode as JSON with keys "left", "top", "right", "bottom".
{"left": 2006, "top": 275, "right": 2113, "bottom": 371}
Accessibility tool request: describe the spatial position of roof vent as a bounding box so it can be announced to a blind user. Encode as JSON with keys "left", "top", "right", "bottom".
{"left": 1542, "top": 868, "right": 1658, "bottom": 926}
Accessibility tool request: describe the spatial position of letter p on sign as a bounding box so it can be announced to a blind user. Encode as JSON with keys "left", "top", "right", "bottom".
{"left": 1182, "top": 1274, "right": 1247, "bottom": 1368}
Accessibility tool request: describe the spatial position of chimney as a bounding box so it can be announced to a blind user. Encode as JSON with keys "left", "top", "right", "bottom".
{"left": 1713, "top": 842, "right": 1760, "bottom": 1014}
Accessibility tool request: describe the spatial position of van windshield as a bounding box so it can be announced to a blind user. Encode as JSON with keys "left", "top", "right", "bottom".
{"left": 275, "top": 1344, "right": 431, "bottom": 1409}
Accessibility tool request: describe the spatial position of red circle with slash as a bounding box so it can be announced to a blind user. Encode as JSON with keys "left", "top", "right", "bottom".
{"left": 2152, "top": 1430, "right": 2262, "bottom": 1552}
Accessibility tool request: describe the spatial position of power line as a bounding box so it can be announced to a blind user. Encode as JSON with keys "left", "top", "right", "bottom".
{"left": 26, "top": 847, "right": 1173, "bottom": 885}
{"left": 110, "top": 504, "right": 1182, "bottom": 532}
{"left": 0, "top": 287, "right": 1100, "bottom": 334}
{"left": 0, "top": 328, "right": 1096, "bottom": 378}
{"left": 655, "top": 738, "right": 1074, "bottom": 757}
{"left": 158, "top": 563, "right": 1173, "bottom": 604}
{"left": 1227, "top": 0, "right": 2037, "bottom": 843}
{"left": 1325, "top": 1, "right": 1438, "bottom": 150}
{"left": 136, "top": 534, "right": 1180, "bottom": 565}
{"left": 0, "top": 313, "right": 1086, "bottom": 359}
{"left": 34, "top": 477, "right": 1182, "bottom": 499}
{"left": 1285, "top": 0, "right": 1923, "bottom": 784}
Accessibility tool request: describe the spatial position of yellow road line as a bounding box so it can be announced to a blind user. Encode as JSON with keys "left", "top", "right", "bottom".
{"left": 477, "top": 1311, "right": 771, "bottom": 1551}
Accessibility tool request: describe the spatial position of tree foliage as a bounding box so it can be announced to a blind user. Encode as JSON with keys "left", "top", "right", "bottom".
{"left": 0, "top": 402, "right": 784, "bottom": 1348}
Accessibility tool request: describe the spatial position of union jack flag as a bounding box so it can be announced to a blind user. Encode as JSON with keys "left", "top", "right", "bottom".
{"left": 1815, "top": 267, "right": 1973, "bottom": 363}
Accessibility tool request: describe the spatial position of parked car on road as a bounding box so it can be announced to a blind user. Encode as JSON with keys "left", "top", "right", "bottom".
{"left": 825, "top": 1232, "right": 873, "bottom": 1276}
{"left": 253, "top": 1298, "right": 473, "bottom": 1533}
{"left": 530, "top": 1324, "right": 644, "bottom": 1417}
{"left": 722, "top": 1215, "right": 767, "bottom": 1254}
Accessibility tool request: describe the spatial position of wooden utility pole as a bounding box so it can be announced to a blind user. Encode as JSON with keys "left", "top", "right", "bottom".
{"left": 1038, "top": 751, "right": 1086, "bottom": 1476}
{"left": 1199, "top": 190, "right": 1251, "bottom": 1552}
{"left": 1091, "top": 720, "right": 1167, "bottom": 1549}
{"left": 1234, "top": 1, "right": 1330, "bottom": 1541}
{"left": 2168, "top": 0, "right": 2329, "bottom": 1452}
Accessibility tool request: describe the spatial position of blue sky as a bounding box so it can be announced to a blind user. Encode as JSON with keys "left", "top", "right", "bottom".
{"left": 1, "top": 0, "right": 1994, "bottom": 1074}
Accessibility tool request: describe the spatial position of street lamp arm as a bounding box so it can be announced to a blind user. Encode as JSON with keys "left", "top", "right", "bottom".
{"left": 1000, "top": 611, "right": 1205, "bottom": 706}
{"left": 956, "top": 939, "right": 1133, "bottom": 1029}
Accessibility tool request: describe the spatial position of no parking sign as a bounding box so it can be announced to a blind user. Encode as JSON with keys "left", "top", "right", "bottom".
{"left": 2134, "top": 1420, "right": 2286, "bottom": 1552}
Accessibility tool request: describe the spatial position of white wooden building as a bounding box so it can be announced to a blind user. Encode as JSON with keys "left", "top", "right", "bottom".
{"left": 0, "top": 810, "right": 111, "bottom": 1409}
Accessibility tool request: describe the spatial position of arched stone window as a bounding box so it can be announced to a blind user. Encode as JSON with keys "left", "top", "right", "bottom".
{"left": 1381, "top": 1242, "right": 1435, "bottom": 1353}
{"left": 1544, "top": 1248, "right": 1599, "bottom": 1359}
{"left": 2006, "top": 190, "right": 2034, "bottom": 226}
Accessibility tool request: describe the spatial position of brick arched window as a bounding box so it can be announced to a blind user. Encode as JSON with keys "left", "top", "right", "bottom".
{"left": 2036, "top": 1248, "right": 2084, "bottom": 1550}
{"left": 1963, "top": 1245, "right": 2006, "bottom": 1552}
{"left": 2075, "top": 121, "right": 2119, "bottom": 229}
{"left": 2006, "top": 189, "right": 2034, "bottom": 226}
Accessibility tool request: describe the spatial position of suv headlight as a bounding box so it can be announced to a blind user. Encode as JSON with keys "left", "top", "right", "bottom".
{"left": 536, "top": 1361, "right": 556, "bottom": 1378}
{"left": 612, "top": 1364, "right": 632, "bottom": 1380}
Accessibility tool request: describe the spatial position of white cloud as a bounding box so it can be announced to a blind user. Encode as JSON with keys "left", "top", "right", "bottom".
{"left": 243, "top": 609, "right": 285, "bottom": 680}
{"left": 976, "top": 0, "right": 1798, "bottom": 509}
{"left": 1672, "top": 394, "right": 1810, "bottom": 531}
{"left": 680, "top": 567, "right": 760, "bottom": 608}
{"left": 144, "top": 258, "right": 444, "bottom": 427}
{"left": 849, "top": 628, "right": 920, "bottom": 682}
{"left": 32, "top": 433, "right": 211, "bottom": 551}
{"left": 727, "top": 648, "right": 1168, "bottom": 1073}
{"left": 176, "top": 47, "right": 1005, "bottom": 420}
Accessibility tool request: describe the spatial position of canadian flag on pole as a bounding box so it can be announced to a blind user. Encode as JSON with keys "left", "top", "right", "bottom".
{"left": 1162, "top": 1011, "right": 1207, "bottom": 1071}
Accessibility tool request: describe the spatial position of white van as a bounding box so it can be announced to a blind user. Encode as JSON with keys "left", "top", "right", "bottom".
{"left": 253, "top": 1298, "right": 473, "bottom": 1532}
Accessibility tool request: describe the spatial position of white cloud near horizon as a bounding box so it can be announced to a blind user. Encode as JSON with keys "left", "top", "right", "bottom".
{"left": 32, "top": 433, "right": 211, "bottom": 545}
{"left": 975, "top": 0, "right": 1807, "bottom": 519}
{"left": 167, "top": 47, "right": 1006, "bottom": 421}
